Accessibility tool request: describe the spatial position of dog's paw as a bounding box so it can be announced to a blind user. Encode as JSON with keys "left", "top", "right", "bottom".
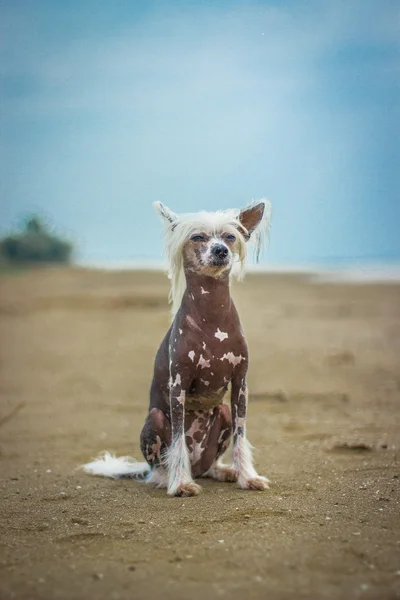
{"left": 216, "top": 466, "right": 237, "bottom": 483}
{"left": 238, "top": 475, "right": 269, "bottom": 491}
{"left": 168, "top": 482, "right": 202, "bottom": 497}
{"left": 206, "top": 464, "right": 237, "bottom": 482}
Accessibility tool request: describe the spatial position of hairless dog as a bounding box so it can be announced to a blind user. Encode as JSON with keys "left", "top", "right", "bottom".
{"left": 83, "top": 200, "right": 271, "bottom": 497}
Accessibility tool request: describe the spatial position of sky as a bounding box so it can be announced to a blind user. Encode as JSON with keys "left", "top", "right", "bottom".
{"left": 1, "top": 0, "right": 399, "bottom": 266}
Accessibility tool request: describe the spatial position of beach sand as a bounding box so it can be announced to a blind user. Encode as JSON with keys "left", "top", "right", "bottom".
{"left": 0, "top": 267, "right": 399, "bottom": 599}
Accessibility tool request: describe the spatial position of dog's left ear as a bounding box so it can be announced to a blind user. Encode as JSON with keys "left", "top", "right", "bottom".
{"left": 238, "top": 201, "right": 266, "bottom": 238}
{"left": 153, "top": 202, "right": 178, "bottom": 225}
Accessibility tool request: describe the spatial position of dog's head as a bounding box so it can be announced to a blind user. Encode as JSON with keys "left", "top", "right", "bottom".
{"left": 154, "top": 200, "right": 271, "bottom": 313}
{"left": 155, "top": 201, "right": 269, "bottom": 275}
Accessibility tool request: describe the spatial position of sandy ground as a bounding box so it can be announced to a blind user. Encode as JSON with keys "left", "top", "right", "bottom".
{"left": 0, "top": 267, "right": 399, "bottom": 600}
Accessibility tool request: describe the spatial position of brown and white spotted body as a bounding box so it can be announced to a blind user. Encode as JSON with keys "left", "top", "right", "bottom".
{"left": 83, "top": 200, "right": 271, "bottom": 497}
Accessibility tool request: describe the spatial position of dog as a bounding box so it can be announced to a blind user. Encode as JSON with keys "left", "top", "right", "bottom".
{"left": 83, "top": 199, "right": 271, "bottom": 497}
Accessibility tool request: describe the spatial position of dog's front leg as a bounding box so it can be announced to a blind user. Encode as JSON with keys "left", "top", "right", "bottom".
{"left": 165, "top": 367, "right": 201, "bottom": 497}
{"left": 231, "top": 374, "right": 269, "bottom": 491}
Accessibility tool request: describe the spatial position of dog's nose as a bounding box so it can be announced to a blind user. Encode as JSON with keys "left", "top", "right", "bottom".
{"left": 212, "top": 244, "right": 228, "bottom": 258}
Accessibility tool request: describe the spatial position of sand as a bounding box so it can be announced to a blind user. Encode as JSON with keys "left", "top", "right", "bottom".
{"left": 0, "top": 267, "right": 399, "bottom": 600}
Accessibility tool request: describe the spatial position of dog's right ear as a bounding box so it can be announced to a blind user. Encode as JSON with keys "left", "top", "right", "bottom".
{"left": 153, "top": 202, "right": 178, "bottom": 225}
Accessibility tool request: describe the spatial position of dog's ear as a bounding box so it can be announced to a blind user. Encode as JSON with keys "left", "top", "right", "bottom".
{"left": 153, "top": 202, "right": 178, "bottom": 225}
{"left": 238, "top": 201, "right": 265, "bottom": 238}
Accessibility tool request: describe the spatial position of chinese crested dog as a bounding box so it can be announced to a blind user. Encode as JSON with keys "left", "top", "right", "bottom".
{"left": 83, "top": 199, "right": 271, "bottom": 497}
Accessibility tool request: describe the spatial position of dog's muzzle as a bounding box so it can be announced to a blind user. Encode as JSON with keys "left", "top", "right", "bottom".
{"left": 210, "top": 243, "right": 230, "bottom": 266}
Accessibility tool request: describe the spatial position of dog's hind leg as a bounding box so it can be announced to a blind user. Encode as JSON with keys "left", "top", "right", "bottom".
{"left": 196, "top": 404, "right": 235, "bottom": 481}
{"left": 140, "top": 408, "right": 171, "bottom": 488}
{"left": 205, "top": 460, "right": 237, "bottom": 482}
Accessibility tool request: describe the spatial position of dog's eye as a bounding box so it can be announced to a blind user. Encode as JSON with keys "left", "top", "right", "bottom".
{"left": 225, "top": 234, "right": 236, "bottom": 242}
{"left": 191, "top": 235, "right": 205, "bottom": 242}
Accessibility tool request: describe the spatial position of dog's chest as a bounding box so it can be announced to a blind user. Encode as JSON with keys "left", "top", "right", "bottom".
{"left": 183, "top": 332, "right": 246, "bottom": 410}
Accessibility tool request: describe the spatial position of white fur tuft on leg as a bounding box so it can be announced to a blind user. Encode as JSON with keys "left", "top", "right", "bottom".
{"left": 164, "top": 435, "right": 201, "bottom": 496}
{"left": 81, "top": 451, "right": 150, "bottom": 479}
{"left": 233, "top": 436, "right": 269, "bottom": 490}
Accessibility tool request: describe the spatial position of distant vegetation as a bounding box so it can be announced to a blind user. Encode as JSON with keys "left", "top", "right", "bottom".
{"left": 0, "top": 217, "right": 73, "bottom": 265}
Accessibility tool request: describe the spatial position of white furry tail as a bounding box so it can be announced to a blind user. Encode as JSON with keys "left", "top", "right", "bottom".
{"left": 82, "top": 452, "right": 150, "bottom": 480}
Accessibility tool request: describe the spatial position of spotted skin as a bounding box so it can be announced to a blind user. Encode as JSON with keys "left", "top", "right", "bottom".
{"left": 139, "top": 202, "right": 269, "bottom": 496}
{"left": 184, "top": 405, "right": 231, "bottom": 477}
{"left": 140, "top": 408, "right": 170, "bottom": 468}
{"left": 140, "top": 271, "right": 268, "bottom": 495}
{"left": 140, "top": 405, "right": 231, "bottom": 486}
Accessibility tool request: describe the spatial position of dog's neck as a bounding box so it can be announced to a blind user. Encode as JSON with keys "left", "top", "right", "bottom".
{"left": 181, "top": 270, "right": 233, "bottom": 322}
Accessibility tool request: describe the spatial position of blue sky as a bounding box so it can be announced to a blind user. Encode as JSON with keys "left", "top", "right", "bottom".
{"left": 1, "top": 0, "right": 399, "bottom": 265}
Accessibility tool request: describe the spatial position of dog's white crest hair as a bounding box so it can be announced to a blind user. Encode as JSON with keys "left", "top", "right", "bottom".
{"left": 154, "top": 199, "right": 271, "bottom": 315}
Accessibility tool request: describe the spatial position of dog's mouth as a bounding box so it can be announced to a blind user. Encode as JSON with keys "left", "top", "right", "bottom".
{"left": 210, "top": 257, "right": 230, "bottom": 268}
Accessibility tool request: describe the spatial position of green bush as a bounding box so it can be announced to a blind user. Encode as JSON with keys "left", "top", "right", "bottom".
{"left": 0, "top": 217, "right": 73, "bottom": 264}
